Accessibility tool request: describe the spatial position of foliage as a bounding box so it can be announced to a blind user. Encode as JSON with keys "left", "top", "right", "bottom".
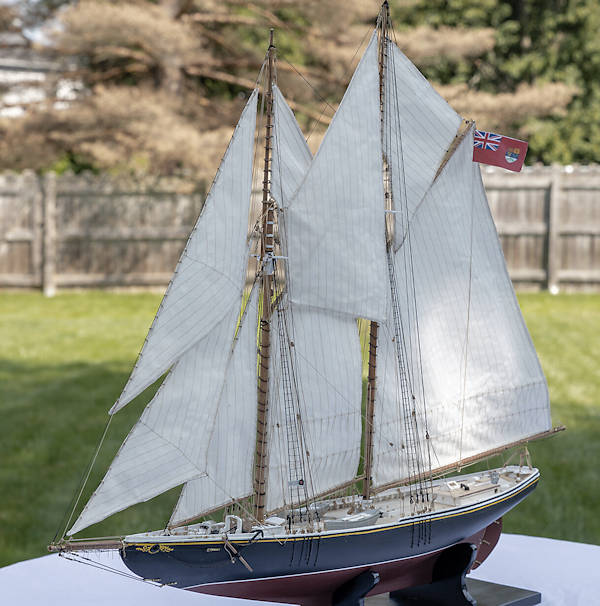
{"left": 0, "top": 291, "right": 598, "bottom": 567}
{"left": 0, "top": 0, "right": 379, "bottom": 176}
{"left": 1, "top": 1, "right": 600, "bottom": 172}
{"left": 393, "top": 0, "right": 600, "bottom": 163}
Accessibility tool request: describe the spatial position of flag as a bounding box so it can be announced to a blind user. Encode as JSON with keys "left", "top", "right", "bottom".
{"left": 473, "top": 129, "right": 528, "bottom": 172}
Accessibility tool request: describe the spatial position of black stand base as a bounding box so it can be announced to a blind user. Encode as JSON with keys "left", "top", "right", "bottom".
{"left": 365, "top": 579, "right": 541, "bottom": 606}
{"left": 464, "top": 579, "right": 541, "bottom": 606}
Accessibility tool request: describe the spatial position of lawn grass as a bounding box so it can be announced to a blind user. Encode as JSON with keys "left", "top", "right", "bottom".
{"left": 0, "top": 291, "right": 598, "bottom": 566}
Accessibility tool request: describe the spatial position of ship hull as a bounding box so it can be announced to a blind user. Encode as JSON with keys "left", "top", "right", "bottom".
{"left": 121, "top": 472, "right": 537, "bottom": 604}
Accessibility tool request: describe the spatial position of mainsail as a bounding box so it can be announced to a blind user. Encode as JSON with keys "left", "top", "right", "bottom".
{"left": 371, "top": 128, "right": 551, "bottom": 489}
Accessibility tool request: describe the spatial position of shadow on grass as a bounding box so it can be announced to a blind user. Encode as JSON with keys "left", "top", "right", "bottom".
{"left": 0, "top": 358, "right": 177, "bottom": 567}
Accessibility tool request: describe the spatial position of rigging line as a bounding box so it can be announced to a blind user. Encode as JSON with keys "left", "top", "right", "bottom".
{"left": 387, "top": 30, "right": 432, "bottom": 484}
{"left": 385, "top": 35, "right": 431, "bottom": 504}
{"left": 303, "top": 24, "right": 375, "bottom": 143}
{"left": 378, "top": 23, "right": 421, "bottom": 496}
{"left": 275, "top": 292, "right": 313, "bottom": 515}
{"left": 272, "top": 216, "right": 317, "bottom": 513}
{"left": 281, "top": 58, "right": 337, "bottom": 115}
{"left": 59, "top": 414, "right": 114, "bottom": 540}
{"left": 59, "top": 551, "right": 163, "bottom": 586}
{"left": 279, "top": 294, "right": 352, "bottom": 513}
{"left": 458, "top": 178, "right": 476, "bottom": 466}
{"left": 249, "top": 67, "right": 268, "bottom": 247}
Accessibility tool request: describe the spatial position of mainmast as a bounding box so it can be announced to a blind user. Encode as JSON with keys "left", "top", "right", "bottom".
{"left": 254, "top": 30, "right": 276, "bottom": 522}
{"left": 363, "top": 0, "right": 390, "bottom": 500}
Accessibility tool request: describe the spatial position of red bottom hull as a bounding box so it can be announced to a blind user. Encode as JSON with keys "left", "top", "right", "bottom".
{"left": 189, "top": 519, "right": 502, "bottom": 606}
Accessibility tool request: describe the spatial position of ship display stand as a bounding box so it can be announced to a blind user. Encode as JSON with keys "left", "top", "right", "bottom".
{"left": 329, "top": 540, "right": 542, "bottom": 606}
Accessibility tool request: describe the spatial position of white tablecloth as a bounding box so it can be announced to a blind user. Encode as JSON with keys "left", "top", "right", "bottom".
{"left": 1, "top": 534, "right": 598, "bottom": 605}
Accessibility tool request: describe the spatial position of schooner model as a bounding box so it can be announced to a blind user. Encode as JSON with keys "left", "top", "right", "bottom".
{"left": 50, "top": 4, "right": 562, "bottom": 604}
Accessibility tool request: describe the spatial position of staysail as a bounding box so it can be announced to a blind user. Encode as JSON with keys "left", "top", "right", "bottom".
{"left": 371, "top": 128, "right": 551, "bottom": 489}
{"left": 267, "top": 90, "right": 363, "bottom": 513}
{"left": 110, "top": 90, "right": 258, "bottom": 413}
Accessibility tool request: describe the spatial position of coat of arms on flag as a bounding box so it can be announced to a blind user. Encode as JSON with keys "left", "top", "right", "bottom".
{"left": 473, "top": 128, "right": 528, "bottom": 172}
{"left": 505, "top": 147, "right": 521, "bottom": 163}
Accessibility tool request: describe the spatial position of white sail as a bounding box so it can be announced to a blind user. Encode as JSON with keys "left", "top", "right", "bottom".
{"left": 111, "top": 90, "right": 258, "bottom": 413}
{"left": 68, "top": 298, "right": 243, "bottom": 535}
{"left": 169, "top": 288, "right": 259, "bottom": 526}
{"left": 271, "top": 85, "right": 313, "bottom": 206}
{"left": 285, "top": 33, "right": 389, "bottom": 322}
{"left": 265, "top": 305, "right": 363, "bottom": 513}
{"left": 385, "top": 43, "right": 463, "bottom": 249}
{"left": 371, "top": 130, "right": 551, "bottom": 489}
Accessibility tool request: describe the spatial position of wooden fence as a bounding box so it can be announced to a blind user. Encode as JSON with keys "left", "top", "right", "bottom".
{"left": 0, "top": 166, "right": 599, "bottom": 295}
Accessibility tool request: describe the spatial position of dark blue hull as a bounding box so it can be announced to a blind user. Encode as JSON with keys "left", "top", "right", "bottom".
{"left": 121, "top": 473, "right": 538, "bottom": 603}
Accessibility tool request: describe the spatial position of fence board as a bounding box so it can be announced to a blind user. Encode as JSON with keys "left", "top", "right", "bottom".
{"left": 0, "top": 167, "right": 599, "bottom": 293}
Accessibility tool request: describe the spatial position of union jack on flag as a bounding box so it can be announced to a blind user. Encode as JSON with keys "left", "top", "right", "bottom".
{"left": 474, "top": 130, "right": 502, "bottom": 151}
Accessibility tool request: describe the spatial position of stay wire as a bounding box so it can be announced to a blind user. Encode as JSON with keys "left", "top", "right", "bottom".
{"left": 54, "top": 414, "right": 113, "bottom": 543}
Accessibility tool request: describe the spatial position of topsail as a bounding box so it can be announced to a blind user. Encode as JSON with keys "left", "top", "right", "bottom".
{"left": 285, "top": 34, "right": 389, "bottom": 322}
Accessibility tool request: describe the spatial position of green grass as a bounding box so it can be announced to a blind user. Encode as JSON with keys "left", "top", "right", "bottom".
{"left": 0, "top": 292, "right": 598, "bottom": 566}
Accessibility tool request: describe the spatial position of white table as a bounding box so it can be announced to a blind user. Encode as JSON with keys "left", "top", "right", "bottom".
{"left": 1, "top": 534, "right": 598, "bottom": 605}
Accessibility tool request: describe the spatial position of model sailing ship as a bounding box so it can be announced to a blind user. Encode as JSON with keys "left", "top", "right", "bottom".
{"left": 50, "top": 4, "right": 562, "bottom": 604}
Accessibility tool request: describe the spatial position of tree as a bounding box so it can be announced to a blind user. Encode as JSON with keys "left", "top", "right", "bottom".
{"left": 0, "top": 0, "right": 380, "bottom": 177}
{"left": 0, "top": 1, "right": 597, "bottom": 172}
{"left": 392, "top": 0, "right": 599, "bottom": 164}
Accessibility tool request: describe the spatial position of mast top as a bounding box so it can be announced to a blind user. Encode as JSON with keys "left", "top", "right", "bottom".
{"left": 269, "top": 28, "right": 274, "bottom": 48}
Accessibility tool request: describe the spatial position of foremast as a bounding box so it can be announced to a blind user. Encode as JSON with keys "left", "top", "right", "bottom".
{"left": 255, "top": 30, "right": 276, "bottom": 523}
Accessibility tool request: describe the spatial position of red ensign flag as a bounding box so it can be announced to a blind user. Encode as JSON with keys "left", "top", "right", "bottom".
{"left": 473, "top": 130, "right": 528, "bottom": 172}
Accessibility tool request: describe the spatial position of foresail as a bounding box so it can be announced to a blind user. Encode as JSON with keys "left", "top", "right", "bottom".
{"left": 385, "top": 43, "right": 463, "bottom": 250}
{"left": 285, "top": 33, "right": 389, "bottom": 322}
{"left": 372, "top": 130, "right": 550, "bottom": 489}
{"left": 169, "top": 288, "right": 259, "bottom": 526}
{"left": 265, "top": 305, "right": 362, "bottom": 513}
{"left": 111, "top": 90, "right": 258, "bottom": 413}
{"left": 68, "top": 299, "right": 243, "bottom": 536}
